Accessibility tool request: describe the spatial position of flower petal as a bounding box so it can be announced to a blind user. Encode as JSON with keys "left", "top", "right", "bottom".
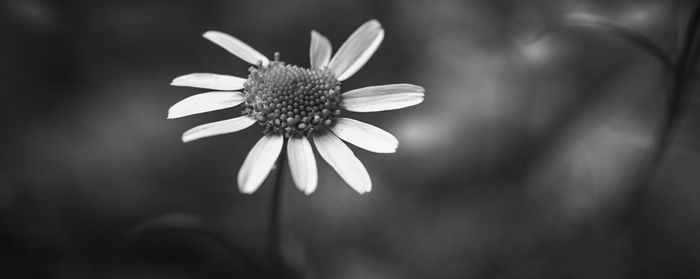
{"left": 237, "top": 134, "right": 284, "bottom": 194}
{"left": 168, "top": 91, "right": 246, "bottom": 119}
{"left": 171, "top": 73, "right": 247, "bottom": 91}
{"left": 342, "top": 84, "right": 425, "bottom": 112}
{"left": 327, "top": 19, "right": 384, "bottom": 81}
{"left": 181, "top": 116, "right": 256, "bottom": 143}
{"left": 203, "top": 31, "right": 270, "bottom": 66}
{"left": 309, "top": 31, "right": 332, "bottom": 69}
{"left": 287, "top": 137, "right": 318, "bottom": 195}
{"left": 330, "top": 118, "right": 398, "bottom": 153}
{"left": 313, "top": 132, "right": 371, "bottom": 194}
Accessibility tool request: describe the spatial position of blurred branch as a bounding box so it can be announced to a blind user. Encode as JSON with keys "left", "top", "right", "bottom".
{"left": 126, "top": 212, "right": 268, "bottom": 277}
{"left": 531, "top": 5, "right": 699, "bottom": 229}
{"left": 622, "top": 1, "right": 700, "bottom": 224}
{"left": 533, "top": 13, "right": 674, "bottom": 71}
{"left": 666, "top": 0, "right": 700, "bottom": 132}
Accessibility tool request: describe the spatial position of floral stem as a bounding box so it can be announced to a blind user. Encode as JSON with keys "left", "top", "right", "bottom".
{"left": 269, "top": 146, "right": 287, "bottom": 278}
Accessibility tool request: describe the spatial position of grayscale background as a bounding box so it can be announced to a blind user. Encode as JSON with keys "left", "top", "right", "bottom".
{"left": 2, "top": 0, "right": 700, "bottom": 278}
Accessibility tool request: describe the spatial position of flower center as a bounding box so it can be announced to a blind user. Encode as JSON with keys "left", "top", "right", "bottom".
{"left": 243, "top": 53, "right": 342, "bottom": 138}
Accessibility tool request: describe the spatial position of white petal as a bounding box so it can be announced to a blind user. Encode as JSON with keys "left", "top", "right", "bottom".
{"left": 171, "top": 73, "right": 247, "bottom": 91}
{"left": 168, "top": 91, "right": 246, "bottom": 119}
{"left": 309, "top": 31, "right": 332, "bottom": 69}
{"left": 181, "top": 116, "right": 256, "bottom": 143}
{"left": 342, "top": 84, "right": 425, "bottom": 112}
{"left": 328, "top": 19, "right": 384, "bottom": 81}
{"left": 203, "top": 31, "right": 270, "bottom": 66}
{"left": 287, "top": 137, "right": 318, "bottom": 195}
{"left": 237, "top": 134, "right": 284, "bottom": 194}
{"left": 330, "top": 118, "right": 398, "bottom": 153}
{"left": 313, "top": 132, "right": 371, "bottom": 194}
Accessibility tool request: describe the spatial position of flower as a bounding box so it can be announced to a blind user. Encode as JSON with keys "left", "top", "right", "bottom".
{"left": 169, "top": 19, "right": 424, "bottom": 195}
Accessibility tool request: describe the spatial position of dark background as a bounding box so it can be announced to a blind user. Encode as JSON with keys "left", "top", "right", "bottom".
{"left": 2, "top": 0, "right": 700, "bottom": 278}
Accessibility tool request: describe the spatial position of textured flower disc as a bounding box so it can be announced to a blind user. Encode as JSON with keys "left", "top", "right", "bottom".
{"left": 243, "top": 53, "right": 342, "bottom": 138}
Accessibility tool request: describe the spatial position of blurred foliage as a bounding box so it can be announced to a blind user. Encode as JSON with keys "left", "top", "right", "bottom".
{"left": 1, "top": 0, "right": 700, "bottom": 278}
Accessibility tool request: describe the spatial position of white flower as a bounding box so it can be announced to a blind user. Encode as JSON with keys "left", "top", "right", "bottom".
{"left": 169, "top": 20, "right": 424, "bottom": 195}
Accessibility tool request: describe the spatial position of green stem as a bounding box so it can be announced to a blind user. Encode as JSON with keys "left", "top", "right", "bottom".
{"left": 269, "top": 147, "right": 286, "bottom": 278}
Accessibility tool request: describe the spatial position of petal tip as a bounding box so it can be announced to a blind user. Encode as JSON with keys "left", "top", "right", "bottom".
{"left": 240, "top": 187, "right": 257, "bottom": 194}
{"left": 181, "top": 133, "right": 197, "bottom": 143}
{"left": 366, "top": 19, "right": 382, "bottom": 28}
{"left": 373, "top": 148, "right": 397, "bottom": 154}
{"left": 167, "top": 107, "right": 179, "bottom": 119}
{"left": 236, "top": 176, "right": 255, "bottom": 194}
{"left": 201, "top": 30, "right": 270, "bottom": 66}
{"left": 329, "top": 19, "right": 386, "bottom": 81}
{"left": 202, "top": 30, "right": 226, "bottom": 40}
{"left": 238, "top": 184, "right": 257, "bottom": 194}
{"left": 237, "top": 174, "right": 264, "bottom": 195}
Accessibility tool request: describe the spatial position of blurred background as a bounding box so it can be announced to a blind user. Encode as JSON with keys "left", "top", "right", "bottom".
{"left": 2, "top": 0, "right": 700, "bottom": 278}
